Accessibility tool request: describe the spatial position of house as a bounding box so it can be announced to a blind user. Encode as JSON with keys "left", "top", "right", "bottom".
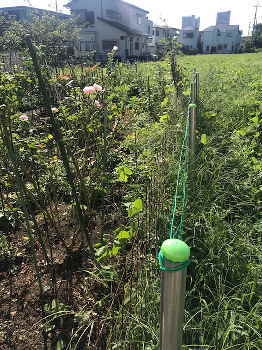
{"left": 202, "top": 11, "right": 242, "bottom": 54}
{"left": 65, "top": 0, "right": 152, "bottom": 60}
{"left": 180, "top": 15, "right": 200, "bottom": 51}
{"left": 149, "top": 25, "right": 179, "bottom": 54}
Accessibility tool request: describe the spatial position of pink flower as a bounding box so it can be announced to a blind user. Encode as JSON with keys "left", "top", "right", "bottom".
{"left": 94, "top": 100, "right": 102, "bottom": 108}
{"left": 93, "top": 83, "right": 103, "bottom": 92}
{"left": 19, "top": 114, "right": 29, "bottom": 121}
{"left": 83, "top": 86, "right": 96, "bottom": 94}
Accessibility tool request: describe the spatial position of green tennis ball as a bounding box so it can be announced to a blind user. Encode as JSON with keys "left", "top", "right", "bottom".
{"left": 161, "top": 239, "right": 190, "bottom": 263}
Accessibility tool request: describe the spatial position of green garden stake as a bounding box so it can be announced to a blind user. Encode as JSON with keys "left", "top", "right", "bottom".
{"left": 160, "top": 239, "right": 191, "bottom": 350}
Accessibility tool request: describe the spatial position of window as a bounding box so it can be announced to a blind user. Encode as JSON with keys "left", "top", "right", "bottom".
{"left": 102, "top": 40, "right": 118, "bottom": 51}
{"left": 156, "top": 30, "right": 159, "bottom": 36}
{"left": 183, "top": 32, "right": 194, "bottom": 38}
{"left": 152, "top": 30, "right": 155, "bottom": 35}
{"left": 224, "top": 44, "right": 227, "bottom": 49}
{"left": 135, "top": 42, "right": 140, "bottom": 50}
{"left": 106, "top": 9, "right": 121, "bottom": 22}
{"left": 218, "top": 44, "right": 223, "bottom": 50}
{"left": 226, "top": 32, "right": 232, "bottom": 37}
{"left": 137, "top": 14, "right": 142, "bottom": 25}
{"left": 217, "top": 29, "right": 221, "bottom": 36}
{"left": 74, "top": 10, "right": 95, "bottom": 26}
{"left": 148, "top": 25, "right": 151, "bottom": 34}
{"left": 206, "top": 45, "right": 209, "bottom": 51}
{"left": 79, "top": 39, "right": 96, "bottom": 51}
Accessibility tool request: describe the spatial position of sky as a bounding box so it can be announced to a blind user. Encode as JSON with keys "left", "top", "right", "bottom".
{"left": 1, "top": 0, "right": 260, "bottom": 35}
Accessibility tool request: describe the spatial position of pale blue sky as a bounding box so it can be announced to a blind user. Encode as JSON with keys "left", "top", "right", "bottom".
{"left": 1, "top": 0, "right": 259, "bottom": 35}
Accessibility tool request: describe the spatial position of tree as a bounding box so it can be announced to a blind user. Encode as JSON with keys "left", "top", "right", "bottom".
{"left": 0, "top": 14, "right": 79, "bottom": 64}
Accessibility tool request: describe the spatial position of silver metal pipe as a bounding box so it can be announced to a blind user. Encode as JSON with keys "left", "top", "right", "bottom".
{"left": 190, "top": 105, "right": 196, "bottom": 156}
{"left": 160, "top": 261, "right": 187, "bottom": 350}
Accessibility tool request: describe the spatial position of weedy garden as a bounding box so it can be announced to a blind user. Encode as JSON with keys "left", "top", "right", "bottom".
{"left": 0, "top": 44, "right": 261, "bottom": 350}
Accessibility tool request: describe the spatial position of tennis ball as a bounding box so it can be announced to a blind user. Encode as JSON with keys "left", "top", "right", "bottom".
{"left": 160, "top": 239, "right": 190, "bottom": 263}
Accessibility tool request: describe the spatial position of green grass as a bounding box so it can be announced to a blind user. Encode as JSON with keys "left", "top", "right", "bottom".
{"left": 114, "top": 53, "right": 261, "bottom": 349}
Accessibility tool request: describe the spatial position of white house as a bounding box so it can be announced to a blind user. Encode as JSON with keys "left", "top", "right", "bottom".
{"left": 145, "top": 25, "right": 179, "bottom": 55}
{"left": 65, "top": 0, "right": 152, "bottom": 59}
{"left": 180, "top": 15, "right": 200, "bottom": 51}
{"left": 202, "top": 12, "right": 242, "bottom": 54}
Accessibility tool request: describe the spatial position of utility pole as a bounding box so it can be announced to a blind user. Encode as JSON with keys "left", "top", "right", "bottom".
{"left": 252, "top": 2, "right": 262, "bottom": 46}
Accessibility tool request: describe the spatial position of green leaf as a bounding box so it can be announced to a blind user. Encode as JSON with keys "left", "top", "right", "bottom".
{"left": 205, "top": 111, "right": 217, "bottom": 118}
{"left": 128, "top": 198, "right": 143, "bottom": 217}
{"left": 251, "top": 116, "right": 259, "bottom": 124}
{"left": 201, "top": 134, "right": 207, "bottom": 145}
{"left": 116, "top": 230, "right": 131, "bottom": 240}
{"left": 161, "top": 97, "right": 169, "bottom": 108}
{"left": 95, "top": 245, "right": 108, "bottom": 257}
{"left": 159, "top": 113, "right": 170, "bottom": 123}
{"left": 116, "top": 165, "right": 133, "bottom": 183}
{"left": 110, "top": 246, "right": 121, "bottom": 256}
{"left": 183, "top": 89, "right": 191, "bottom": 96}
{"left": 237, "top": 129, "right": 247, "bottom": 136}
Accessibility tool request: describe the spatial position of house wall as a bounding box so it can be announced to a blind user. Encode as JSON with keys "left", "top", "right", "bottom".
{"left": 77, "top": 18, "right": 146, "bottom": 58}
{"left": 119, "top": 2, "right": 148, "bottom": 34}
{"left": 180, "top": 29, "right": 199, "bottom": 50}
{"left": 202, "top": 29, "right": 241, "bottom": 53}
{"left": 153, "top": 27, "right": 178, "bottom": 45}
{"left": 180, "top": 16, "right": 200, "bottom": 50}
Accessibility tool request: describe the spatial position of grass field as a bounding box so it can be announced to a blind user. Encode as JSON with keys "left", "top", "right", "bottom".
{"left": 0, "top": 51, "right": 261, "bottom": 349}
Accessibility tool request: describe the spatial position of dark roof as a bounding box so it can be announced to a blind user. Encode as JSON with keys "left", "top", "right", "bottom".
{"left": 122, "top": 1, "right": 149, "bottom": 13}
{"left": 203, "top": 24, "right": 239, "bottom": 32}
{"left": 97, "top": 17, "right": 145, "bottom": 35}
{"left": 0, "top": 6, "right": 70, "bottom": 18}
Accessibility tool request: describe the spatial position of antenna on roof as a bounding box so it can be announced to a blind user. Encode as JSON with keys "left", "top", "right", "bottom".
{"left": 48, "top": 0, "right": 59, "bottom": 12}
{"left": 25, "top": 0, "right": 33, "bottom": 6}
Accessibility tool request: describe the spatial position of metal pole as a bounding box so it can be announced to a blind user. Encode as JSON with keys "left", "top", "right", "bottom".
{"left": 190, "top": 84, "right": 196, "bottom": 156}
{"left": 160, "top": 262, "right": 187, "bottom": 350}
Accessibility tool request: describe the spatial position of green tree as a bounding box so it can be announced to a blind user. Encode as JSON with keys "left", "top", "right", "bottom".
{"left": 0, "top": 14, "right": 79, "bottom": 64}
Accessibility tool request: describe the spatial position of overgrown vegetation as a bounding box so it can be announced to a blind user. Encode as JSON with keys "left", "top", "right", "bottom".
{"left": 0, "top": 14, "right": 78, "bottom": 66}
{"left": 0, "top": 32, "right": 261, "bottom": 350}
